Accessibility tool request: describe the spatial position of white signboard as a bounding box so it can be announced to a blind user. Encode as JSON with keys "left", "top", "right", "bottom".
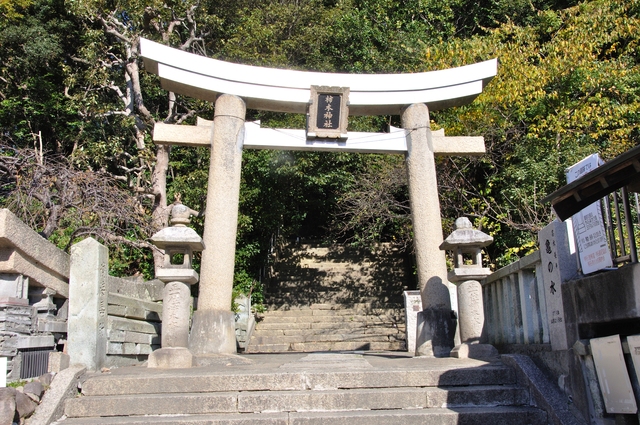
{"left": 591, "top": 335, "right": 637, "bottom": 414}
{"left": 627, "top": 334, "right": 640, "bottom": 387}
{"left": 403, "top": 291, "right": 422, "bottom": 354}
{"left": 566, "top": 154, "right": 613, "bottom": 274}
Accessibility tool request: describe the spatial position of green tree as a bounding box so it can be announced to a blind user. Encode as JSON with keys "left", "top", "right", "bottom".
{"left": 428, "top": 0, "right": 640, "bottom": 265}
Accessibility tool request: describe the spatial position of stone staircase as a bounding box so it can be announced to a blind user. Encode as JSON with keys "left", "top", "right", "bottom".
{"left": 246, "top": 303, "right": 406, "bottom": 352}
{"left": 59, "top": 353, "right": 548, "bottom": 424}
{"left": 247, "top": 243, "right": 412, "bottom": 353}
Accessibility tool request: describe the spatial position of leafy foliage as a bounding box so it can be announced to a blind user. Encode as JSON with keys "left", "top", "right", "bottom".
{"left": 429, "top": 0, "right": 640, "bottom": 265}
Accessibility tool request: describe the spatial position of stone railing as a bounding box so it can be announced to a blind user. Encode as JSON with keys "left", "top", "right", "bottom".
{"left": 482, "top": 251, "right": 550, "bottom": 346}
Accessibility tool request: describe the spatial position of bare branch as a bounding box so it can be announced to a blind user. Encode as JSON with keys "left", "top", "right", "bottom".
{"left": 98, "top": 13, "right": 132, "bottom": 44}
{"left": 0, "top": 144, "right": 153, "bottom": 250}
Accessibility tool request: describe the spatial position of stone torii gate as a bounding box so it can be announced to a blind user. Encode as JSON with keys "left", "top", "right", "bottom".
{"left": 140, "top": 38, "right": 497, "bottom": 359}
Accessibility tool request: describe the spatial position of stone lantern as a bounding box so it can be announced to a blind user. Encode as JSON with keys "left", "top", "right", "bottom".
{"left": 147, "top": 202, "right": 204, "bottom": 368}
{"left": 440, "top": 217, "right": 498, "bottom": 360}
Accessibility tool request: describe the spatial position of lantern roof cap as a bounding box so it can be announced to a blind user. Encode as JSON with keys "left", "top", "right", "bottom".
{"left": 440, "top": 217, "right": 493, "bottom": 250}
{"left": 151, "top": 226, "right": 204, "bottom": 251}
{"left": 151, "top": 201, "right": 204, "bottom": 250}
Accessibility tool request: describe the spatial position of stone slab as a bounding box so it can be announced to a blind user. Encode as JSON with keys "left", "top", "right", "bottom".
{"left": 108, "top": 316, "right": 160, "bottom": 335}
{"left": 0, "top": 297, "right": 28, "bottom": 306}
{"left": 27, "top": 366, "right": 86, "bottom": 425}
{"left": 0, "top": 209, "right": 70, "bottom": 297}
{"left": 37, "top": 319, "right": 67, "bottom": 333}
{"left": 108, "top": 292, "right": 162, "bottom": 314}
{"left": 48, "top": 352, "right": 70, "bottom": 373}
{"left": 60, "top": 412, "right": 289, "bottom": 424}
{"left": 0, "top": 249, "right": 68, "bottom": 298}
{"left": 424, "top": 385, "right": 528, "bottom": 408}
{"left": 108, "top": 277, "right": 163, "bottom": 302}
{"left": 14, "top": 335, "right": 54, "bottom": 349}
{"left": 288, "top": 341, "right": 405, "bottom": 352}
{"left": 450, "top": 343, "right": 499, "bottom": 360}
{"left": 288, "top": 407, "right": 546, "bottom": 425}
{"left": 147, "top": 347, "right": 193, "bottom": 369}
{"left": 107, "top": 342, "right": 153, "bottom": 356}
{"left": 79, "top": 364, "right": 512, "bottom": 397}
{"left": 279, "top": 353, "right": 373, "bottom": 370}
{"left": 108, "top": 329, "right": 159, "bottom": 345}
{"left": 65, "top": 391, "right": 238, "bottom": 417}
{"left": 501, "top": 354, "right": 585, "bottom": 425}
{"left": 81, "top": 372, "right": 308, "bottom": 396}
{"left": 238, "top": 387, "right": 427, "bottom": 413}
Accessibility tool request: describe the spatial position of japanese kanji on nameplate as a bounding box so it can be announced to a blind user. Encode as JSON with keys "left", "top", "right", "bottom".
{"left": 307, "top": 86, "right": 349, "bottom": 139}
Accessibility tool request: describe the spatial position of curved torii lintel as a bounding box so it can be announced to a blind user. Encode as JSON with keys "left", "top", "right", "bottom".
{"left": 140, "top": 38, "right": 497, "bottom": 116}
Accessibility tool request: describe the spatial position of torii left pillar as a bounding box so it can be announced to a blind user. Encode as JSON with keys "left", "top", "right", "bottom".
{"left": 189, "top": 94, "right": 246, "bottom": 355}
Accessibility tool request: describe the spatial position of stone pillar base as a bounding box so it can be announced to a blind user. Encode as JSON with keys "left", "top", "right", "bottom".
{"left": 189, "top": 309, "right": 237, "bottom": 355}
{"left": 450, "top": 343, "right": 499, "bottom": 360}
{"left": 415, "top": 308, "right": 456, "bottom": 357}
{"left": 147, "top": 347, "right": 193, "bottom": 369}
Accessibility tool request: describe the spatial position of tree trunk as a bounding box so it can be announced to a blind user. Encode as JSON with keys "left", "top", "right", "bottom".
{"left": 151, "top": 143, "right": 171, "bottom": 269}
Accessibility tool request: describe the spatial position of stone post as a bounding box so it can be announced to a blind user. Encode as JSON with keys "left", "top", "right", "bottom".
{"left": 538, "top": 219, "right": 578, "bottom": 351}
{"left": 148, "top": 202, "right": 204, "bottom": 368}
{"left": 402, "top": 103, "right": 456, "bottom": 357}
{"left": 440, "top": 217, "right": 498, "bottom": 360}
{"left": 189, "top": 94, "right": 246, "bottom": 356}
{"left": 67, "top": 238, "right": 108, "bottom": 370}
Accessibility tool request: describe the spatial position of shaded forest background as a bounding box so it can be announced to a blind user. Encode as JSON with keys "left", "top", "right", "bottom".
{"left": 1, "top": 0, "right": 638, "bottom": 306}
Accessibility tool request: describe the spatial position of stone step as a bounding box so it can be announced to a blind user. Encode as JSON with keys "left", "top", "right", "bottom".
{"left": 268, "top": 279, "right": 406, "bottom": 290}
{"left": 264, "top": 302, "right": 403, "bottom": 311}
{"left": 251, "top": 325, "right": 405, "bottom": 337}
{"left": 249, "top": 333, "right": 405, "bottom": 345}
{"left": 258, "top": 314, "right": 404, "bottom": 323}
{"left": 78, "top": 363, "right": 515, "bottom": 396}
{"left": 65, "top": 385, "right": 529, "bottom": 418}
{"left": 59, "top": 406, "right": 546, "bottom": 424}
{"left": 271, "top": 274, "right": 408, "bottom": 284}
{"left": 255, "top": 318, "right": 403, "bottom": 329}
{"left": 265, "top": 295, "right": 404, "bottom": 305}
{"left": 57, "top": 353, "right": 543, "bottom": 425}
{"left": 260, "top": 307, "right": 404, "bottom": 317}
{"left": 253, "top": 325, "right": 405, "bottom": 337}
{"left": 246, "top": 340, "right": 407, "bottom": 352}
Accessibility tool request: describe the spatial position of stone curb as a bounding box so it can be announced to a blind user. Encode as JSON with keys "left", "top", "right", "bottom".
{"left": 501, "top": 354, "right": 586, "bottom": 425}
{"left": 27, "top": 366, "right": 86, "bottom": 425}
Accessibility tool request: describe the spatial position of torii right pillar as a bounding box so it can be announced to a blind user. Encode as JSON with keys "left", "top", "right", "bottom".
{"left": 403, "top": 103, "right": 457, "bottom": 357}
